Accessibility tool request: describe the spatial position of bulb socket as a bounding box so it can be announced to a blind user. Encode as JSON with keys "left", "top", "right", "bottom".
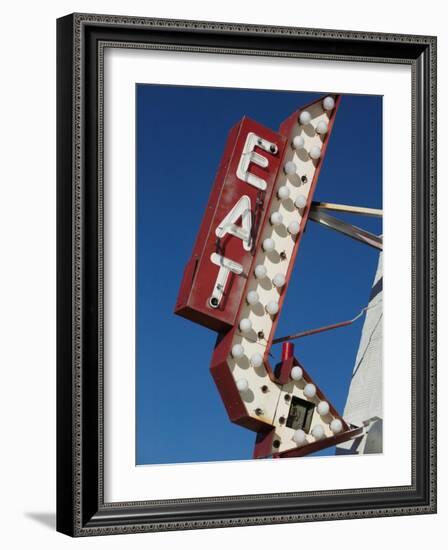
{"left": 209, "top": 297, "right": 219, "bottom": 308}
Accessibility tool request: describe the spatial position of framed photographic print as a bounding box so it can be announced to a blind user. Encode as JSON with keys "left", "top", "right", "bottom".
{"left": 56, "top": 13, "right": 437, "bottom": 536}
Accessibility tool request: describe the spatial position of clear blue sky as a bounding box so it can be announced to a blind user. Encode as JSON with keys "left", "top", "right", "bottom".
{"left": 136, "top": 84, "right": 382, "bottom": 465}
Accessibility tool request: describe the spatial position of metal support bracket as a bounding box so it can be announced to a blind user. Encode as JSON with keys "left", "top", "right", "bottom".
{"left": 311, "top": 201, "right": 383, "bottom": 217}
{"left": 309, "top": 207, "right": 383, "bottom": 250}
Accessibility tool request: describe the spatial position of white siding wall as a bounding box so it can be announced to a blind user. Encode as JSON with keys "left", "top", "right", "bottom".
{"left": 337, "top": 253, "right": 383, "bottom": 454}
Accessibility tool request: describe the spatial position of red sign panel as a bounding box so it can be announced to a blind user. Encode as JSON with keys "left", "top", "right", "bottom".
{"left": 175, "top": 117, "right": 287, "bottom": 332}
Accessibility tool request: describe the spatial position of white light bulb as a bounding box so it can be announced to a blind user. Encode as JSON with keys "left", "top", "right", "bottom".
{"left": 287, "top": 221, "right": 300, "bottom": 235}
{"left": 323, "top": 96, "right": 335, "bottom": 110}
{"left": 309, "top": 146, "right": 321, "bottom": 160}
{"left": 272, "top": 273, "right": 286, "bottom": 288}
{"left": 247, "top": 290, "right": 259, "bottom": 305}
{"left": 254, "top": 264, "right": 267, "bottom": 279}
{"left": 292, "top": 135, "right": 305, "bottom": 150}
{"left": 250, "top": 353, "right": 263, "bottom": 368}
{"left": 277, "top": 186, "right": 290, "bottom": 200}
{"left": 304, "top": 383, "right": 316, "bottom": 398}
{"left": 270, "top": 211, "right": 283, "bottom": 226}
{"left": 330, "top": 418, "right": 343, "bottom": 434}
{"left": 231, "top": 344, "right": 244, "bottom": 359}
{"left": 294, "top": 194, "right": 307, "bottom": 209}
{"left": 266, "top": 300, "right": 279, "bottom": 315}
{"left": 317, "top": 401, "right": 330, "bottom": 416}
{"left": 316, "top": 120, "right": 328, "bottom": 135}
{"left": 239, "top": 318, "right": 252, "bottom": 333}
{"left": 290, "top": 366, "right": 303, "bottom": 381}
{"left": 284, "top": 161, "right": 297, "bottom": 175}
{"left": 311, "top": 424, "right": 325, "bottom": 440}
{"left": 299, "top": 110, "right": 312, "bottom": 125}
{"left": 292, "top": 429, "right": 307, "bottom": 445}
{"left": 262, "top": 238, "right": 275, "bottom": 253}
{"left": 236, "top": 378, "right": 249, "bottom": 392}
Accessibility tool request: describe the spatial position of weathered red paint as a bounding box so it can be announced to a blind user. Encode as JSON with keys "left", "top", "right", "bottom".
{"left": 210, "top": 329, "right": 273, "bottom": 432}
{"left": 175, "top": 117, "right": 287, "bottom": 332}
{"left": 273, "top": 356, "right": 297, "bottom": 385}
{"left": 253, "top": 428, "right": 276, "bottom": 459}
{"left": 281, "top": 342, "right": 295, "bottom": 361}
{"left": 176, "top": 95, "right": 355, "bottom": 458}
